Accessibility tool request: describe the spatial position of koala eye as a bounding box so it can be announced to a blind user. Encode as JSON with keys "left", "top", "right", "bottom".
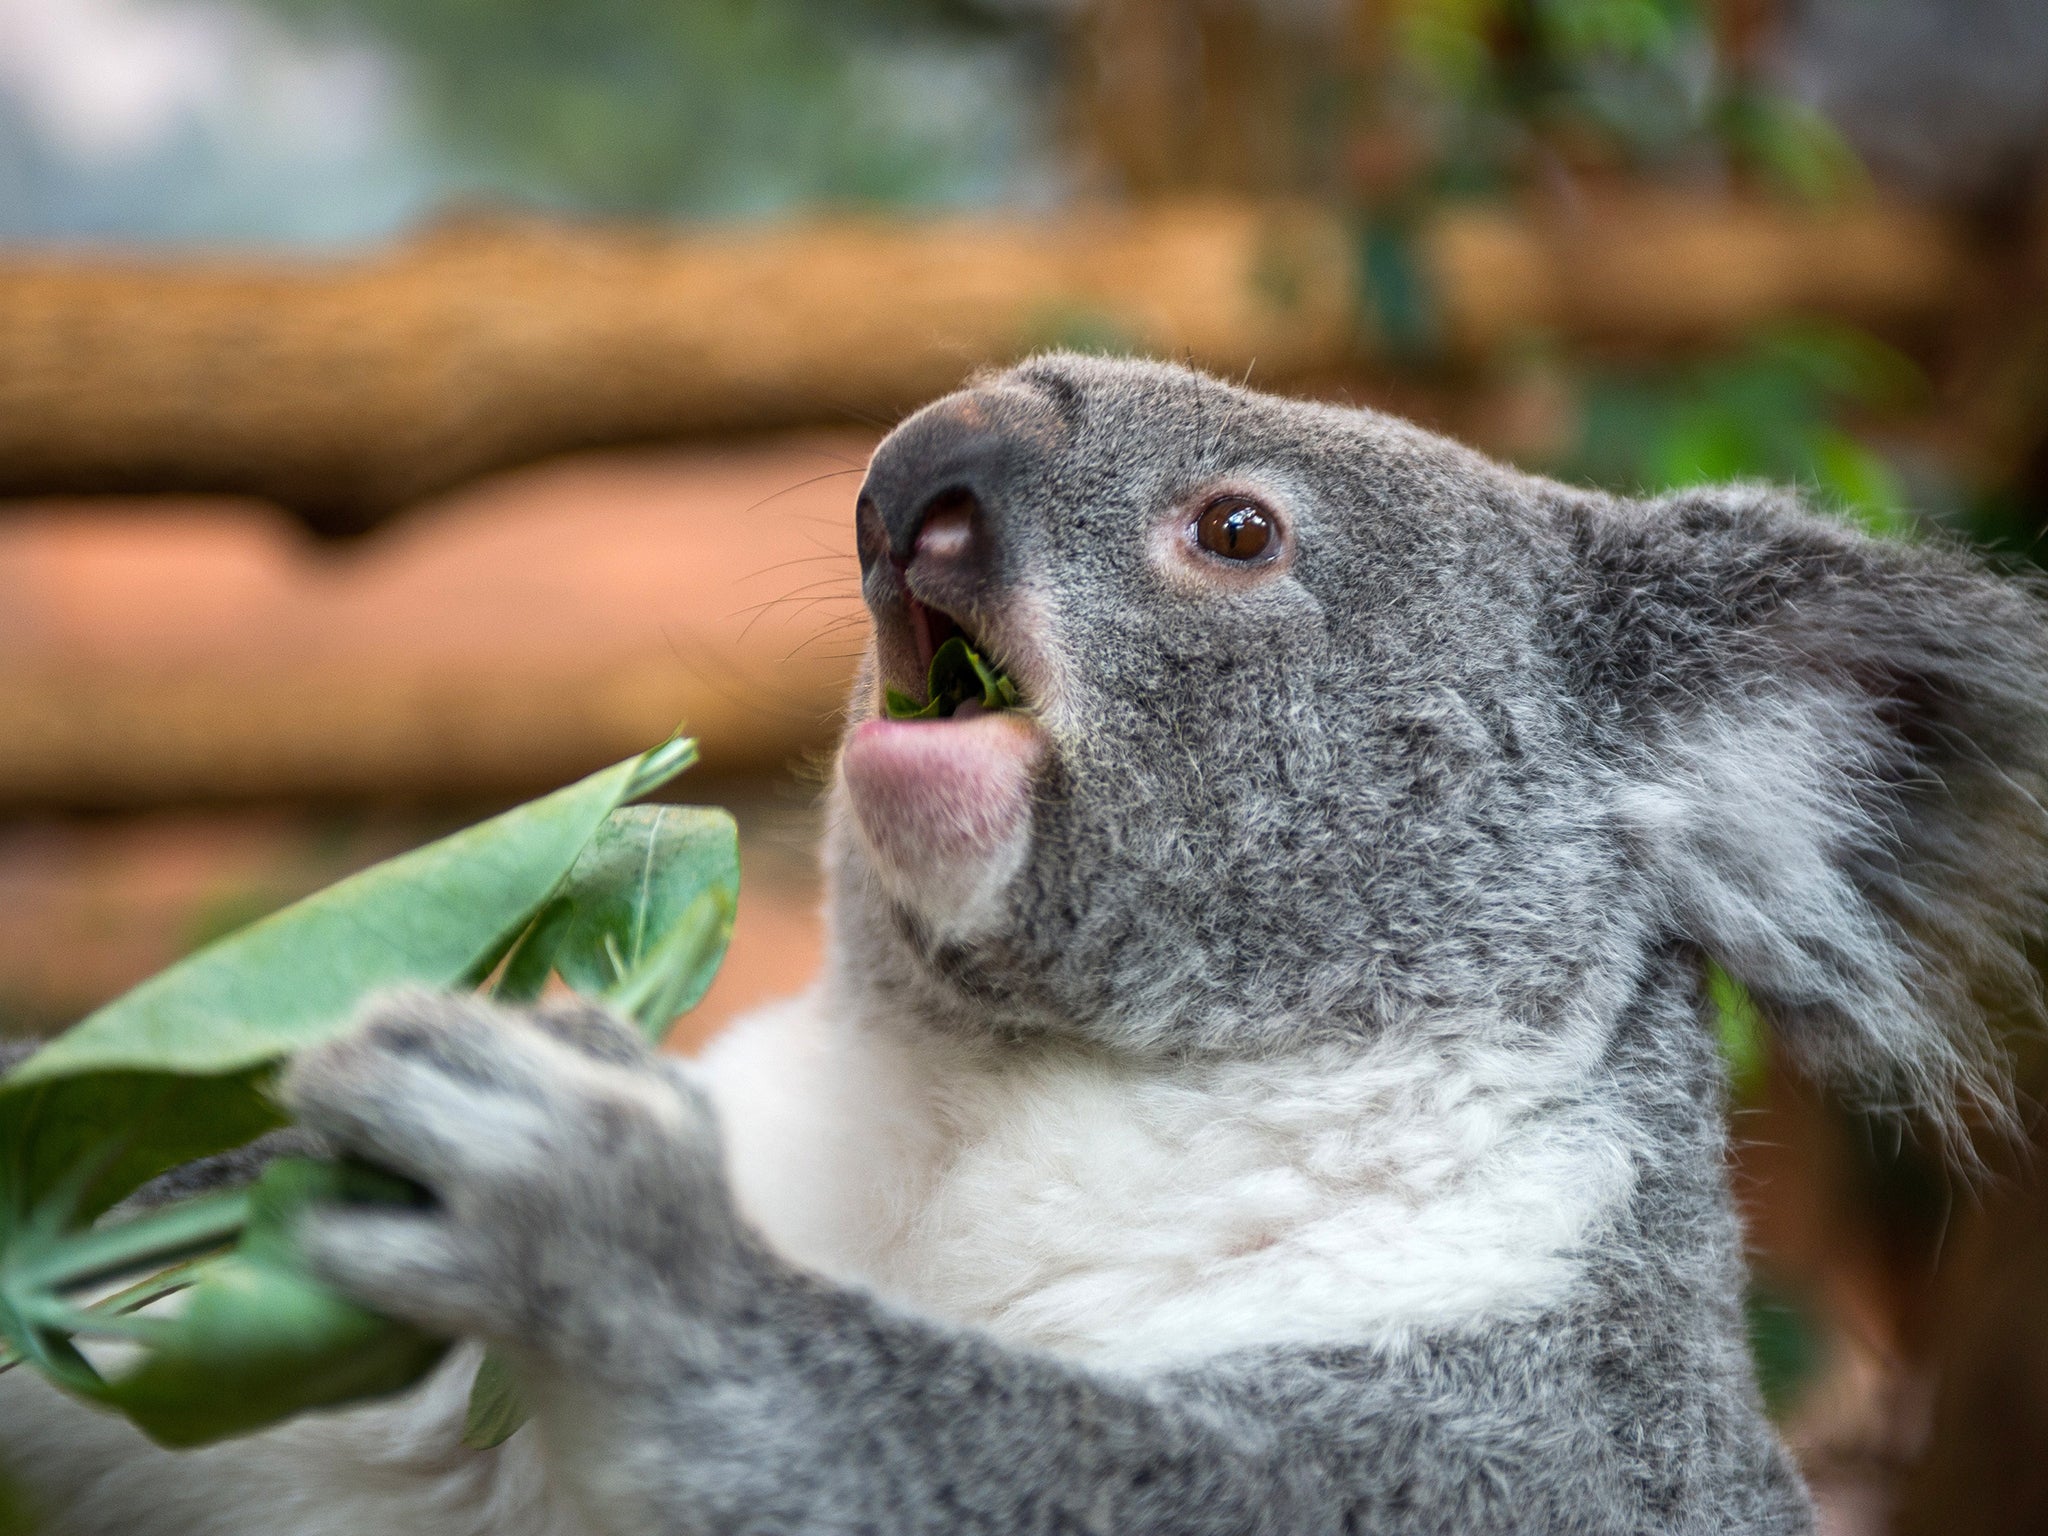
{"left": 1195, "top": 497, "right": 1276, "bottom": 562}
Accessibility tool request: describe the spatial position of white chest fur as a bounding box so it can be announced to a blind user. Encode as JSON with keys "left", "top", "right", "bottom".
{"left": 0, "top": 996, "right": 1637, "bottom": 1536}
{"left": 697, "top": 991, "right": 1636, "bottom": 1372}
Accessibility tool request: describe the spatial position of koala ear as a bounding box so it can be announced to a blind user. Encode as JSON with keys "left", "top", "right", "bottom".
{"left": 1566, "top": 484, "right": 2048, "bottom": 1133}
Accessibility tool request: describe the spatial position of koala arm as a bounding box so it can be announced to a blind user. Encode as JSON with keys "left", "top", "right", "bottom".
{"left": 547, "top": 1264, "right": 1323, "bottom": 1534}
{"left": 279, "top": 993, "right": 1555, "bottom": 1536}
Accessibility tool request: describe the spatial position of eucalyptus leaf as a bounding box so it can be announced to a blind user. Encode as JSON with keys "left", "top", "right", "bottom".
{"left": 462, "top": 1349, "right": 526, "bottom": 1449}
{"left": 0, "top": 740, "right": 696, "bottom": 1222}
{"left": 1709, "top": 963, "right": 1769, "bottom": 1105}
{"left": 883, "top": 685, "right": 941, "bottom": 720}
{"left": 602, "top": 890, "right": 732, "bottom": 1039}
{"left": 2, "top": 1188, "right": 248, "bottom": 1313}
{"left": 492, "top": 899, "right": 575, "bottom": 1006}
{"left": 882, "top": 638, "right": 1020, "bottom": 721}
{"left": 549, "top": 805, "right": 739, "bottom": 1039}
{"left": 0, "top": 735, "right": 737, "bottom": 1450}
{"left": 455, "top": 801, "right": 736, "bottom": 1447}
{"left": 86, "top": 1160, "right": 447, "bottom": 1449}
{"left": 0, "top": 1172, "right": 249, "bottom": 1385}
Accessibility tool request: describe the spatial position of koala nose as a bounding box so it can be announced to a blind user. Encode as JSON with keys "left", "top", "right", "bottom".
{"left": 857, "top": 402, "right": 1030, "bottom": 596}
{"left": 912, "top": 491, "right": 977, "bottom": 568}
{"left": 856, "top": 483, "right": 999, "bottom": 626}
{"left": 856, "top": 392, "right": 1057, "bottom": 696}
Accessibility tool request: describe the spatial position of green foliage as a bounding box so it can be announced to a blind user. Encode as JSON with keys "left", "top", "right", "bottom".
{"left": 1384, "top": 0, "right": 1857, "bottom": 201}
{"left": 231, "top": 0, "right": 1035, "bottom": 216}
{"left": 1746, "top": 1281, "right": 1826, "bottom": 1419}
{"left": 0, "top": 1160, "right": 442, "bottom": 1446}
{"left": 884, "top": 637, "right": 1020, "bottom": 720}
{"left": 0, "top": 736, "right": 737, "bottom": 1448}
{"left": 488, "top": 800, "right": 738, "bottom": 1037}
{"left": 1558, "top": 323, "right": 1927, "bottom": 1123}
{"left": 2, "top": 741, "right": 691, "bottom": 1223}
{"left": 1, "top": 1185, "right": 248, "bottom": 1388}
{"left": 462, "top": 1348, "right": 526, "bottom": 1449}
{"left": 1559, "top": 324, "right": 1921, "bottom": 537}
{"left": 0, "top": 1466, "right": 39, "bottom": 1536}
{"left": 1712, "top": 86, "right": 1867, "bottom": 205}
{"left": 1355, "top": 213, "right": 1441, "bottom": 358}
{"left": 1707, "top": 963, "right": 1767, "bottom": 1106}
{"left": 67, "top": 1161, "right": 447, "bottom": 1448}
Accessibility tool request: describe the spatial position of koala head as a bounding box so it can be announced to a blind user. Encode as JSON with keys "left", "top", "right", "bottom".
{"left": 826, "top": 353, "right": 2048, "bottom": 1121}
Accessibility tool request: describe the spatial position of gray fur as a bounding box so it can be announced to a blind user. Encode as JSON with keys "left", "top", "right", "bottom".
{"left": 841, "top": 356, "right": 2047, "bottom": 1126}
{"left": 285, "top": 967, "right": 1803, "bottom": 1534}
{"left": 19, "top": 354, "right": 2048, "bottom": 1533}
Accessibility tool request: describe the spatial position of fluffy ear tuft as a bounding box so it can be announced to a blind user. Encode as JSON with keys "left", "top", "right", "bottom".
{"left": 1564, "top": 485, "right": 2048, "bottom": 1138}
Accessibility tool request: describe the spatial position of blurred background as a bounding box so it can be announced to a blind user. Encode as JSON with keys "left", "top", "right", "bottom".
{"left": 2, "top": 0, "right": 2047, "bottom": 1528}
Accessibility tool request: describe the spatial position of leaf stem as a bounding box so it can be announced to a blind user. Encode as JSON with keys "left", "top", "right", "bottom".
{"left": 624, "top": 736, "right": 699, "bottom": 802}
{"left": 0, "top": 1251, "right": 225, "bottom": 1374}
{"left": 7, "top": 1189, "right": 249, "bottom": 1296}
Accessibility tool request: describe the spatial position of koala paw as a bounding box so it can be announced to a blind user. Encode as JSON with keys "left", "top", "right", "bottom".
{"left": 279, "top": 990, "right": 741, "bottom": 1351}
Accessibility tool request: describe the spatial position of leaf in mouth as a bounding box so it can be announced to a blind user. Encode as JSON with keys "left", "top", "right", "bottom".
{"left": 883, "top": 637, "right": 1021, "bottom": 720}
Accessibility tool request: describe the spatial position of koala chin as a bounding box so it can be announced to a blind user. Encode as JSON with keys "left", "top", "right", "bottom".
{"left": 837, "top": 710, "right": 1043, "bottom": 938}
{"left": 9, "top": 353, "right": 2048, "bottom": 1536}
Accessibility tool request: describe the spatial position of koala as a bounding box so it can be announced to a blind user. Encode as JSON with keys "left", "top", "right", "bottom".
{"left": 4, "top": 352, "right": 2047, "bottom": 1535}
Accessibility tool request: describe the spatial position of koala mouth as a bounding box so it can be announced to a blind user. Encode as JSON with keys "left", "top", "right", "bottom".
{"left": 883, "top": 597, "right": 1023, "bottom": 721}
{"left": 843, "top": 664, "right": 1044, "bottom": 903}
{"left": 846, "top": 590, "right": 1044, "bottom": 909}
{"left": 908, "top": 595, "right": 966, "bottom": 671}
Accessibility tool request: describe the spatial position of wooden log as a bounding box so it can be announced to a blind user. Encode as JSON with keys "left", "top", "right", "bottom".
{"left": 0, "top": 194, "right": 1965, "bottom": 533}
{"left": 1423, "top": 189, "right": 1966, "bottom": 352}
{"left": 0, "top": 435, "right": 871, "bottom": 805}
{"left": 0, "top": 203, "right": 1351, "bottom": 534}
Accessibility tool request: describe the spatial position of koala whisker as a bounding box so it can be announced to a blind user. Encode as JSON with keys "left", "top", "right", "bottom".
{"left": 737, "top": 467, "right": 868, "bottom": 521}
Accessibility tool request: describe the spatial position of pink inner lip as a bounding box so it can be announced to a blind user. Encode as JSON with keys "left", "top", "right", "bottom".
{"left": 840, "top": 712, "right": 1043, "bottom": 874}
{"left": 899, "top": 593, "right": 974, "bottom": 679}
{"left": 893, "top": 500, "right": 979, "bottom": 677}
{"left": 906, "top": 597, "right": 939, "bottom": 671}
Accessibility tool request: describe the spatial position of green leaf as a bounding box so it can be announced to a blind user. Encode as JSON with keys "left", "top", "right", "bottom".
{"left": 0, "top": 1164, "right": 441, "bottom": 1447}
{"left": 2, "top": 1189, "right": 249, "bottom": 1308}
{"left": 0, "top": 1465, "right": 40, "bottom": 1536}
{"left": 0, "top": 1172, "right": 250, "bottom": 1386}
{"left": 0, "top": 740, "right": 696, "bottom": 1221}
{"left": 883, "top": 685, "right": 940, "bottom": 720}
{"left": 1356, "top": 212, "right": 1440, "bottom": 360}
{"left": 462, "top": 1349, "right": 526, "bottom": 1449}
{"left": 0, "top": 733, "right": 738, "bottom": 1449}
{"left": 1717, "top": 89, "right": 1867, "bottom": 205}
{"left": 882, "top": 638, "right": 1021, "bottom": 721}
{"left": 1811, "top": 429, "right": 1913, "bottom": 540}
{"left": 1709, "top": 963, "right": 1768, "bottom": 1105}
{"left": 85, "top": 1160, "right": 447, "bottom": 1448}
{"left": 549, "top": 805, "right": 739, "bottom": 1040}
{"left": 492, "top": 899, "right": 576, "bottom": 1006}
{"left": 1746, "top": 1281, "right": 1825, "bottom": 1420}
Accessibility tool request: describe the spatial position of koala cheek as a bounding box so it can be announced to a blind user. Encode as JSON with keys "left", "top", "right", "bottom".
{"left": 837, "top": 712, "right": 1043, "bottom": 936}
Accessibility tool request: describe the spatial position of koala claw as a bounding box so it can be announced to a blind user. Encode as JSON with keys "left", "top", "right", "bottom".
{"left": 280, "top": 989, "right": 739, "bottom": 1352}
